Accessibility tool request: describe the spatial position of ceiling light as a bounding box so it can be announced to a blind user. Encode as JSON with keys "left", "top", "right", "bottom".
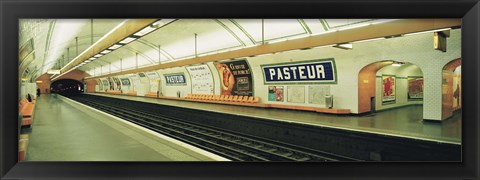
{"left": 119, "top": 37, "right": 137, "bottom": 44}
{"left": 94, "top": 54, "right": 103, "bottom": 58}
{"left": 85, "top": 60, "right": 91, "bottom": 63}
{"left": 134, "top": 26, "right": 157, "bottom": 36}
{"left": 334, "top": 43, "right": 353, "bottom": 50}
{"left": 89, "top": 57, "right": 96, "bottom": 60}
{"left": 108, "top": 44, "right": 122, "bottom": 50}
{"left": 151, "top": 19, "right": 175, "bottom": 28}
{"left": 101, "top": 50, "right": 112, "bottom": 54}
{"left": 47, "top": 69, "right": 61, "bottom": 74}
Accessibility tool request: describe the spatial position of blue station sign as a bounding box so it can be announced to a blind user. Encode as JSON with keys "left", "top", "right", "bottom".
{"left": 262, "top": 59, "right": 337, "bottom": 84}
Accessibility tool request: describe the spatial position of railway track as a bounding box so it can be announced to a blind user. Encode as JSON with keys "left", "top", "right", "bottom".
{"left": 68, "top": 95, "right": 358, "bottom": 162}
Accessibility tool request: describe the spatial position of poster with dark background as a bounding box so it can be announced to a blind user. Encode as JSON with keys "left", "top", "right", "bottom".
{"left": 215, "top": 59, "right": 253, "bottom": 96}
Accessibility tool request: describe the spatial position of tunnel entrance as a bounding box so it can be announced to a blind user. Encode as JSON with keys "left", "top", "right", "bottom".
{"left": 51, "top": 79, "right": 84, "bottom": 96}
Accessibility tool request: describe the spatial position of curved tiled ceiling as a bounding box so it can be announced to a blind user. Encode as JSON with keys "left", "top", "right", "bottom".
{"left": 19, "top": 19, "right": 393, "bottom": 81}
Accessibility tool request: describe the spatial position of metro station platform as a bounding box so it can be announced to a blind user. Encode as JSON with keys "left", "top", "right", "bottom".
{"left": 25, "top": 94, "right": 228, "bottom": 161}
{"left": 88, "top": 93, "right": 461, "bottom": 145}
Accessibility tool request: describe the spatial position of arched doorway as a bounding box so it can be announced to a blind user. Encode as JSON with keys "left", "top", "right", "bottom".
{"left": 358, "top": 61, "right": 424, "bottom": 114}
{"left": 441, "top": 58, "right": 461, "bottom": 120}
{"left": 51, "top": 79, "right": 84, "bottom": 96}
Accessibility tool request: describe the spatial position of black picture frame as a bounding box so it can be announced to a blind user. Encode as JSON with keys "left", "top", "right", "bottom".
{"left": 1, "top": 0, "right": 479, "bottom": 179}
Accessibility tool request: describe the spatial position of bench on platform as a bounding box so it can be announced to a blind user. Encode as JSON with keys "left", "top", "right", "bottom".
{"left": 19, "top": 98, "right": 35, "bottom": 126}
{"left": 106, "top": 90, "right": 122, "bottom": 95}
{"left": 144, "top": 92, "right": 158, "bottom": 98}
{"left": 125, "top": 91, "right": 137, "bottom": 96}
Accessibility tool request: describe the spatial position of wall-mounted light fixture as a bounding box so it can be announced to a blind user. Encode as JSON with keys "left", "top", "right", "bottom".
{"left": 391, "top": 61, "right": 405, "bottom": 67}
{"left": 334, "top": 43, "right": 353, "bottom": 50}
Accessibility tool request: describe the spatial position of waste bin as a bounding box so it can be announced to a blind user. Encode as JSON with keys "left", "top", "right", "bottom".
{"left": 325, "top": 94, "right": 333, "bottom": 109}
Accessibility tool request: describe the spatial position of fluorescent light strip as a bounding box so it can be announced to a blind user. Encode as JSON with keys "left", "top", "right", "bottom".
{"left": 108, "top": 44, "right": 122, "bottom": 50}
{"left": 60, "top": 20, "right": 127, "bottom": 72}
{"left": 89, "top": 57, "right": 96, "bottom": 60}
{"left": 134, "top": 26, "right": 156, "bottom": 36}
{"left": 119, "top": 37, "right": 137, "bottom": 44}
{"left": 94, "top": 54, "right": 103, "bottom": 58}
{"left": 101, "top": 50, "right": 112, "bottom": 54}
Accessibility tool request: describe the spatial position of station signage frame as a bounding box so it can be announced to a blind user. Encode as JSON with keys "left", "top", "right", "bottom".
{"left": 164, "top": 72, "right": 187, "bottom": 86}
{"left": 261, "top": 58, "right": 338, "bottom": 85}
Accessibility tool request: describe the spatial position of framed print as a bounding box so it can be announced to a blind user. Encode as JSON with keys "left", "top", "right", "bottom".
{"left": 1, "top": 1, "right": 479, "bottom": 180}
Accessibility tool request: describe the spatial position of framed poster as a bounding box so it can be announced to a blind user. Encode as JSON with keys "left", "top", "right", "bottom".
{"left": 308, "top": 86, "right": 331, "bottom": 105}
{"left": 287, "top": 86, "right": 305, "bottom": 103}
{"left": 186, "top": 64, "right": 214, "bottom": 94}
{"left": 382, "top": 75, "right": 396, "bottom": 103}
{"left": 96, "top": 79, "right": 103, "bottom": 91}
{"left": 113, "top": 77, "right": 122, "bottom": 91}
{"left": 268, "top": 86, "right": 284, "bottom": 102}
{"left": 407, "top": 76, "right": 423, "bottom": 100}
{"left": 214, "top": 59, "right": 253, "bottom": 96}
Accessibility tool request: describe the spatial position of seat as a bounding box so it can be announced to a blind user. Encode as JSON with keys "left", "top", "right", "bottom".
{"left": 247, "top": 96, "right": 254, "bottom": 103}
{"left": 235, "top": 96, "right": 244, "bottom": 102}
{"left": 240, "top": 96, "right": 249, "bottom": 103}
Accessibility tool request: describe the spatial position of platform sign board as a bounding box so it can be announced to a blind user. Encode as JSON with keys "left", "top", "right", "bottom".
{"left": 120, "top": 78, "right": 131, "bottom": 86}
{"left": 261, "top": 58, "right": 337, "bottom": 84}
{"left": 164, "top": 73, "right": 187, "bottom": 86}
{"left": 382, "top": 75, "right": 396, "bottom": 103}
{"left": 407, "top": 76, "right": 423, "bottom": 100}
{"left": 186, "top": 64, "right": 214, "bottom": 94}
{"left": 268, "top": 86, "right": 284, "bottom": 102}
{"left": 214, "top": 59, "right": 253, "bottom": 96}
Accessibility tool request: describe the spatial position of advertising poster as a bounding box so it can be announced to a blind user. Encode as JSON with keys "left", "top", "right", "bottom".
{"left": 268, "top": 86, "right": 284, "bottom": 102}
{"left": 186, "top": 64, "right": 214, "bottom": 94}
{"left": 113, "top": 77, "right": 122, "bottom": 91}
{"left": 107, "top": 77, "right": 115, "bottom": 90}
{"left": 215, "top": 59, "right": 253, "bottom": 96}
{"left": 382, "top": 75, "right": 396, "bottom": 103}
{"left": 129, "top": 74, "right": 140, "bottom": 87}
{"left": 96, "top": 79, "right": 103, "bottom": 91}
{"left": 102, "top": 79, "right": 110, "bottom": 91}
{"left": 407, "top": 77, "right": 423, "bottom": 100}
{"left": 146, "top": 71, "right": 161, "bottom": 92}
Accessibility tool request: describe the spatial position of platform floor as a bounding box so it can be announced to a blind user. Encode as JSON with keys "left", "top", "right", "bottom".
{"left": 26, "top": 94, "right": 223, "bottom": 161}
{"left": 89, "top": 93, "right": 461, "bottom": 144}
